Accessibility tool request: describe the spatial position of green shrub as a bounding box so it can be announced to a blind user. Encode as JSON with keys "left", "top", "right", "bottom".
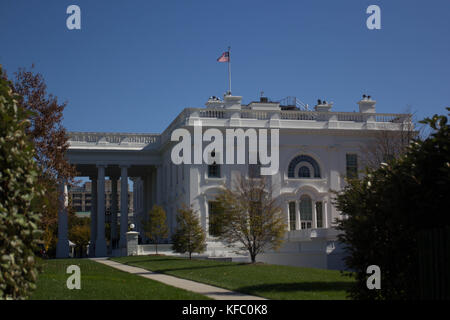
{"left": 0, "top": 66, "right": 43, "bottom": 299}
{"left": 336, "top": 108, "right": 450, "bottom": 299}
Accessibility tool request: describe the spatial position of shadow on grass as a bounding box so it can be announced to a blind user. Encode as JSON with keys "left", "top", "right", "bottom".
{"left": 115, "top": 257, "right": 248, "bottom": 274}
{"left": 236, "top": 281, "right": 353, "bottom": 293}
{"left": 118, "top": 258, "right": 183, "bottom": 264}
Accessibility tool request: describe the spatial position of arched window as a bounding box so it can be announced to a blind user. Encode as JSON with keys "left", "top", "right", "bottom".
{"left": 288, "top": 155, "right": 321, "bottom": 178}
{"left": 298, "top": 166, "right": 310, "bottom": 178}
{"left": 300, "top": 195, "right": 313, "bottom": 229}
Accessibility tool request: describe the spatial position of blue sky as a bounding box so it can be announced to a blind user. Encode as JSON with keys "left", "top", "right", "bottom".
{"left": 1, "top": 0, "right": 449, "bottom": 133}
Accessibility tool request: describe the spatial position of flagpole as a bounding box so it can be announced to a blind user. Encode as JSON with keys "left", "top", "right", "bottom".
{"left": 228, "top": 46, "right": 231, "bottom": 95}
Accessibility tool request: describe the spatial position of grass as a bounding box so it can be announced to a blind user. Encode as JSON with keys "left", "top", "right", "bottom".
{"left": 112, "top": 255, "right": 354, "bottom": 300}
{"left": 30, "top": 258, "right": 209, "bottom": 300}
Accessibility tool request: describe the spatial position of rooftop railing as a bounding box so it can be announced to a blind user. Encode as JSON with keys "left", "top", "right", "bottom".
{"left": 185, "top": 107, "right": 411, "bottom": 123}
{"left": 68, "top": 132, "right": 161, "bottom": 148}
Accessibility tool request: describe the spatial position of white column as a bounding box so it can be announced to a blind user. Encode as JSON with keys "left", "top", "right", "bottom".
{"left": 287, "top": 202, "right": 291, "bottom": 231}
{"left": 139, "top": 178, "right": 144, "bottom": 238}
{"left": 141, "top": 174, "right": 151, "bottom": 243}
{"left": 324, "top": 200, "right": 328, "bottom": 228}
{"left": 56, "top": 181, "right": 69, "bottom": 258}
{"left": 151, "top": 168, "right": 157, "bottom": 208}
{"left": 135, "top": 177, "right": 142, "bottom": 234}
{"left": 95, "top": 165, "right": 107, "bottom": 257}
{"left": 314, "top": 201, "right": 317, "bottom": 229}
{"left": 131, "top": 178, "right": 138, "bottom": 233}
{"left": 119, "top": 165, "right": 129, "bottom": 248}
{"left": 88, "top": 178, "right": 97, "bottom": 256}
{"left": 110, "top": 176, "right": 118, "bottom": 248}
{"left": 156, "top": 165, "right": 162, "bottom": 205}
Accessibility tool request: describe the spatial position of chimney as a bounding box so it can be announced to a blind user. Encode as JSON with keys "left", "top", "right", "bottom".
{"left": 223, "top": 94, "right": 242, "bottom": 109}
{"left": 205, "top": 96, "right": 223, "bottom": 108}
{"left": 357, "top": 94, "right": 376, "bottom": 113}
{"left": 314, "top": 99, "right": 332, "bottom": 112}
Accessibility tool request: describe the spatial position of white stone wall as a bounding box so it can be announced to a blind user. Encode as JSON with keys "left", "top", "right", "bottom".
{"left": 159, "top": 128, "right": 368, "bottom": 236}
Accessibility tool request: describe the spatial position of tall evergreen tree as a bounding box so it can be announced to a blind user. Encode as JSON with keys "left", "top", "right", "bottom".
{"left": 336, "top": 108, "right": 450, "bottom": 299}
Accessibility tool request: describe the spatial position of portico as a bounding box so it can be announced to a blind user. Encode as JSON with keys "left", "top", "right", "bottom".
{"left": 56, "top": 133, "right": 162, "bottom": 257}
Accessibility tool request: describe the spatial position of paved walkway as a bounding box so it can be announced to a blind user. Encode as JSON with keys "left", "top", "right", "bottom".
{"left": 91, "top": 258, "right": 267, "bottom": 300}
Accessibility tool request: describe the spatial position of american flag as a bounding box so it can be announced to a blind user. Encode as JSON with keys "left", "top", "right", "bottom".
{"left": 217, "top": 51, "right": 230, "bottom": 62}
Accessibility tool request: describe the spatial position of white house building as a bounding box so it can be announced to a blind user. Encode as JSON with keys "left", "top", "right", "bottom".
{"left": 57, "top": 93, "right": 411, "bottom": 270}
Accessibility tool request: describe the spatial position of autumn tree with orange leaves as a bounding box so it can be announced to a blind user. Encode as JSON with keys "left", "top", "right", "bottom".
{"left": 11, "top": 66, "right": 77, "bottom": 256}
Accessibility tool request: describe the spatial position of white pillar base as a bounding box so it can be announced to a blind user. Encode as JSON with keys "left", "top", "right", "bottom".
{"left": 126, "top": 231, "right": 139, "bottom": 256}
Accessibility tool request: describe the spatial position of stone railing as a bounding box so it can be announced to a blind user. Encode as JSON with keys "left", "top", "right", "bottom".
{"left": 68, "top": 132, "right": 161, "bottom": 149}
{"left": 158, "top": 107, "right": 412, "bottom": 145}
{"left": 181, "top": 108, "right": 411, "bottom": 123}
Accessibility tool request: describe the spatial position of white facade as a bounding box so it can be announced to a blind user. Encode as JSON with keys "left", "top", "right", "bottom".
{"left": 63, "top": 94, "right": 410, "bottom": 269}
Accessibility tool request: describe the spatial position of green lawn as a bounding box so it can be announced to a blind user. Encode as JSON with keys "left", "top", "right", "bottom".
{"left": 30, "top": 258, "right": 209, "bottom": 300}
{"left": 112, "top": 255, "right": 354, "bottom": 300}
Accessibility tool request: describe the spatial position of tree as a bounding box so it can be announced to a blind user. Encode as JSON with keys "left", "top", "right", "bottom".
{"left": 12, "top": 66, "right": 75, "bottom": 182}
{"left": 172, "top": 206, "right": 206, "bottom": 259}
{"left": 68, "top": 201, "right": 90, "bottom": 258}
{"left": 359, "top": 110, "right": 417, "bottom": 170}
{"left": 142, "top": 205, "right": 169, "bottom": 254}
{"left": 335, "top": 108, "right": 450, "bottom": 299}
{"left": 213, "top": 177, "right": 287, "bottom": 263}
{"left": 69, "top": 218, "right": 90, "bottom": 258}
{"left": 11, "top": 66, "right": 77, "bottom": 256}
{"left": 0, "top": 65, "right": 43, "bottom": 299}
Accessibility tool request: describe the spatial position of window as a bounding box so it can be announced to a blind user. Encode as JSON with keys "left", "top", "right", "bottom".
{"left": 300, "top": 195, "right": 313, "bottom": 229}
{"left": 298, "top": 166, "right": 310, "bottom": 178}
{"left": 208, "top": 162, "right": 221, "bottom": 178}
{"left": 288, "top": 155, "right": 321, "bottom": 178}
{"left": 248, "top": 161, "right": 262, "bottom": 178}
{"left": 346, "top": 154, "right": 358, "bottom": 179}
{"left": 289, "top": 202, "right": 296, "bottom": 231}
{"left": 208, "top": 201, "right": 221, "bottom": 236}
{"left": 316, "top": 201, "right": 323, "bottom": 228}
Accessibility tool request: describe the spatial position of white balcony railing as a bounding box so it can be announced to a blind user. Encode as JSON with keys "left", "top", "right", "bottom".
{"left": 68, "top": 132, "right": 161, "bottom": 149}
{"left": 183, "top": 107, "right": 410, "bottom": 123}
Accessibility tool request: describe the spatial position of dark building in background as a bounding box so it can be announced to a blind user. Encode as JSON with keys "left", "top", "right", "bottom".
{"left": 69, "top": 180, "right": 133, "bottom": 218}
